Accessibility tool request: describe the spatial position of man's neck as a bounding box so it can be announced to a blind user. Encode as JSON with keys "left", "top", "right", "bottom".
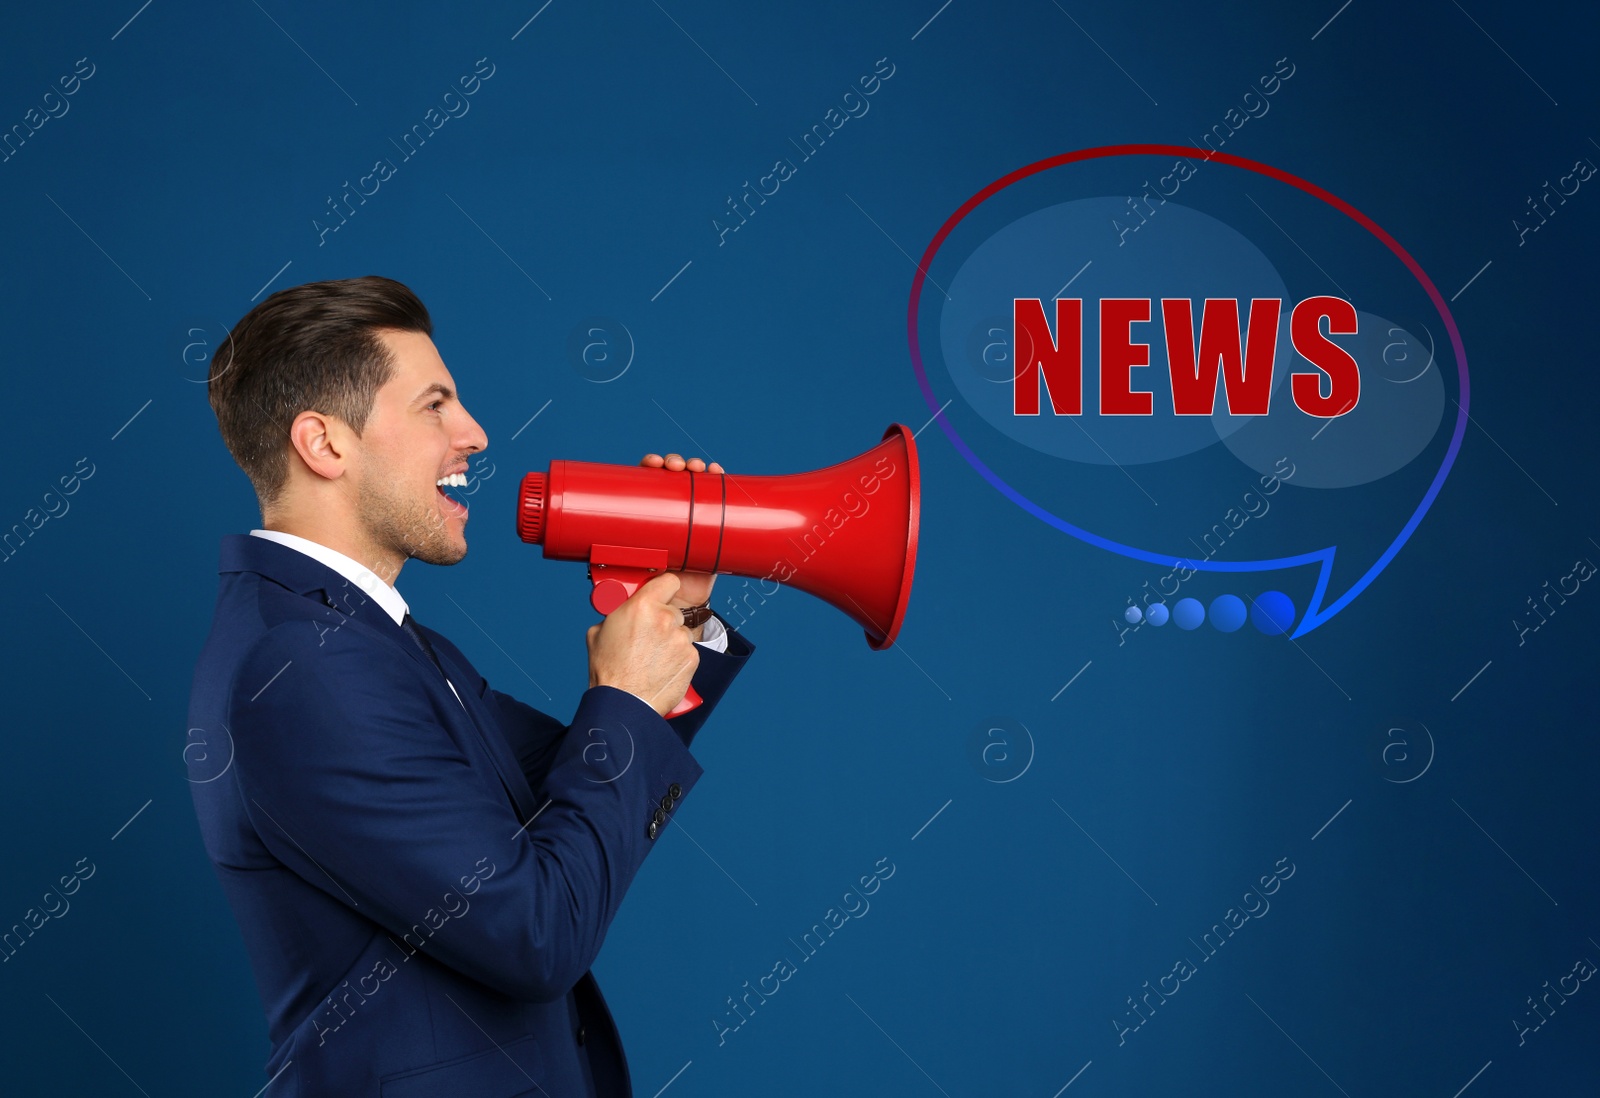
{"left": 259, "top": 516, "right": 404, "bottom": 587}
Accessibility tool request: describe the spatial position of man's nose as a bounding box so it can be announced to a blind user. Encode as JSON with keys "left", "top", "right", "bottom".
{"left": 457, "top": 404, "right": 489, "bottom": 453}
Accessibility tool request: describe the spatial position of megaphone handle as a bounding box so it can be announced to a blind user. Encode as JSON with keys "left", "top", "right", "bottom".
{"left": 588, "top": 566, "right": 705, "bottom": 719}
{"left": 665, "top": 685, "right": 702, "bottom": 719}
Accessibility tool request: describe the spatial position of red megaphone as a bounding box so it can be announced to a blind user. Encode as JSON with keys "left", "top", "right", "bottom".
{"left": 516, "top": 424, "right": 920, "bottom": 716}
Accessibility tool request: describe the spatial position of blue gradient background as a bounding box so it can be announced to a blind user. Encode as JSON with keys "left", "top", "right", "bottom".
{"left": 1, "top": 2, "right": 1597, "bottom": 1095}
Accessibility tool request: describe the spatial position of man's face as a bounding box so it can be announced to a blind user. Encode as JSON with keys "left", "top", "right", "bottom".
{"left": 351, "top": 329, "right": 488, "bottom": 568}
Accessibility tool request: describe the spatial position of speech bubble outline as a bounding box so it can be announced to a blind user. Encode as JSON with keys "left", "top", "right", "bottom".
{"left": 907, "top": 144, "right": 1470, "bottom": 638}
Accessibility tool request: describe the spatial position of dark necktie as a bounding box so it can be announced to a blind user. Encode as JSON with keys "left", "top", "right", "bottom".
{"left": 399, "top": 613, "right": 446, "bottom": 677}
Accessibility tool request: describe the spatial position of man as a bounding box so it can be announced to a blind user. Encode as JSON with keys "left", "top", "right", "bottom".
{"left": 186, "top": 275, "right": 752, "bottom": 1097}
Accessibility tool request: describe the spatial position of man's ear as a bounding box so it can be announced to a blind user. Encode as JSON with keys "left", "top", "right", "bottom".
{"left": 287, "top": 410, "right": 354, "bottom": 482}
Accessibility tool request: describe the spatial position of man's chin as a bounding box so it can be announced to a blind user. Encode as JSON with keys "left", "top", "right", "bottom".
{"left": 411, "top": 540, "right": 468, "bottom": 567}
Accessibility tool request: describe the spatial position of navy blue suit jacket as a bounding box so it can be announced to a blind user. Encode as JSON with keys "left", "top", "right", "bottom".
{"left": 187, "top": 534, "right": 751, "bottom": 1097}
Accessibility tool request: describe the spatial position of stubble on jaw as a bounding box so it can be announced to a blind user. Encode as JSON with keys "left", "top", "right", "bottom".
{"left": 355, "top": 461, "right": 467, "bottom": 573}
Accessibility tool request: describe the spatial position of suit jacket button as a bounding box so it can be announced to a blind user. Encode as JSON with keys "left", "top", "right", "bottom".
{"left": 659, "top": 794, "right": 673, "bottom": 810}
{"left": 647, "top": 821, "right": 659, "bottom": 840}
{"left": 576, "top": 1026, "right": 586, "bottom": 1046}
{"left": 653, "top": 807, "right": 667, "bottom": 825}
{"left": 668, "top": 783, "right": 683, "bottom": 800}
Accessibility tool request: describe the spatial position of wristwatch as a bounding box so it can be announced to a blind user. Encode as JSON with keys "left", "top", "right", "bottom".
{"left": 679, "top": 602, "right": 714, "bottom": 629}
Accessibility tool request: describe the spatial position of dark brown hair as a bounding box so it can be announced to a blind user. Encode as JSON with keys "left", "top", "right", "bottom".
{"left": 208, "top": 275, "right": 432, "bottom": 507}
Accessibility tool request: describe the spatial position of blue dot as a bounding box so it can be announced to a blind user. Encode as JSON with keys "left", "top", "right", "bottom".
{"left": 1145, "top": 603, "right": 1170, "bottom": 626}
{"left": 1173, "top": 598, "right": 1205, "bottom": 630}
{"left": 1249, "top": 591, "right": 1296, "bottom": 635}
{"left": 1124, "top": 605, "right": 1143, "bottom": 624}
{"left": 1209, "top": 594, "right": 1247, "bottom": 632}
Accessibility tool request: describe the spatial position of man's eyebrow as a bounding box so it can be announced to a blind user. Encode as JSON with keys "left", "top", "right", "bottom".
{"left": 410, "top": 382, "right": 455, "bottom": 406}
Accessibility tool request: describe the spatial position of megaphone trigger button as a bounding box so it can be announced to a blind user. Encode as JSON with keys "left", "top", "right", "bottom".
{"left": 592, "top": 577, "right": 631, "bottom": 616}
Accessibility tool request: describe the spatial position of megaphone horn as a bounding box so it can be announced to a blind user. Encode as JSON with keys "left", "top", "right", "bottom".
{"left": 517, "top": 424, "right": 920, "bottom": 710}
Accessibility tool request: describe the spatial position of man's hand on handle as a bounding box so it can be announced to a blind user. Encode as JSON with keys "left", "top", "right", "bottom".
{"left": 587, "top": 572, "right": 701, "bottom": 717}
{"left": 585, "top": 452, "right": 724, "bottom": 716}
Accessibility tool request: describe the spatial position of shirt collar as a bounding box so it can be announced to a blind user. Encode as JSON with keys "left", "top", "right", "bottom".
{"left": 248, "top": 529, "right": 410, "bottom": 626}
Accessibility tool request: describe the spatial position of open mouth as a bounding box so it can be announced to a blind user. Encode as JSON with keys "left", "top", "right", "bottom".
{"left": 435, "top": 472, "right": 470, "bottom": 519}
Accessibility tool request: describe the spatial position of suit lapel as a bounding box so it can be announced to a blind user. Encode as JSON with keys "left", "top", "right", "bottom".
{"left": 361, "top": 610, "right": 542, "bottom": 827}
{"left": 428, "top": 639, "right": 543, "bottom": 824}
